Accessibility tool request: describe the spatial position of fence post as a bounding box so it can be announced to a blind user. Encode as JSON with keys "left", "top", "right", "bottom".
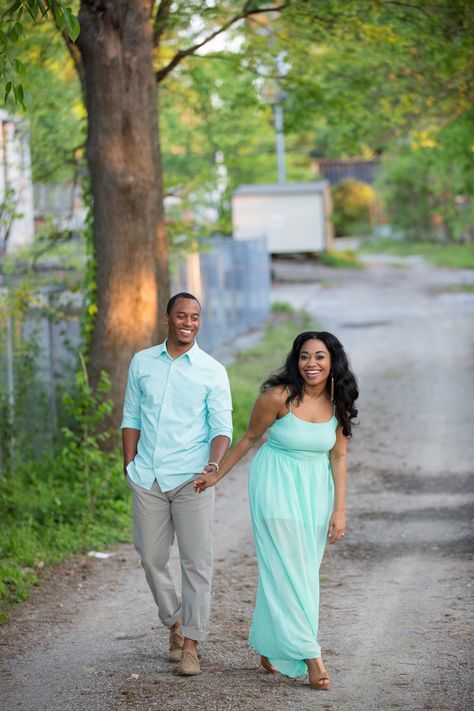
{"left": 5, "top": 310, "right": 15, "bottom": 460}
{"left": 46, "top": 291, "right": 58, "bottom": 435}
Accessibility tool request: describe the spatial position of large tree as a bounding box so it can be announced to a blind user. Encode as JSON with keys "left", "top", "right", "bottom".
{"left": 74, "top": 2, "right": 167, "bottom": 419}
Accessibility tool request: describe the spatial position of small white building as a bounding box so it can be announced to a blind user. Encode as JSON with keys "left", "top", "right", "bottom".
{"left": 0, "top": 110, "right": 35, "bottom": 254}
{"left": 232, "top": 181, "right": 334, "bottom": 254}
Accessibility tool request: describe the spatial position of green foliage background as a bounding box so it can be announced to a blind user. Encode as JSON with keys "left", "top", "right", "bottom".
{"left": 5, "top": 1, "right": 473, "bottom": 240}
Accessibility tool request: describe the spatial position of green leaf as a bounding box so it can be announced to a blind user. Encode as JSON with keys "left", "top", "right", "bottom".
{"left": 4, "top": 81, "right": 12, "bottom": 103}
{"left": 28, "top": 0, "right": 47, "bottom": 18}
{"left": 6, "top": 0, "right": 22, "bottom": 14}
{"left": 64, "top": 8, "right": 80, "bottom": 42}
{"left": 8, "top": 25, "right": 19, "bottom": 42}
{"left": 24, "top": 0, "right": 39, "bottom": 21}
{"left": 13, "top": 58, "right": 26, "bottom": 76}
{"left": 13, "top": 82, "right": 24, "bottom": 107}
{"left": 53, "top": 6, "right": 66, "bottom": 31}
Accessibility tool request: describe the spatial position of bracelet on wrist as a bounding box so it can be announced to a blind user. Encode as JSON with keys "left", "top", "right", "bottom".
{"left": 208, "top": 461, "right": 220, "bottom": 472}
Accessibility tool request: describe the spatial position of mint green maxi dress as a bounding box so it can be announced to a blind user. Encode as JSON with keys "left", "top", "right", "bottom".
{"left": 248, "top": 398, "right": 337, "bottom": 678}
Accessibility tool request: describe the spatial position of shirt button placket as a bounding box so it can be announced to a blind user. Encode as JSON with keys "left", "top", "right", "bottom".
{"left": 154, "top": 360, "right": 172, "bottom": 470}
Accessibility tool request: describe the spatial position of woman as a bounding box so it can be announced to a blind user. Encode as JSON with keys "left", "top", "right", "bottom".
{"left": 194, "top": 331, "right": 358, "bottom": 690}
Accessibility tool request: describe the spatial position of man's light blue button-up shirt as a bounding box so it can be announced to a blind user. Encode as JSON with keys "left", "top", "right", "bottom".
{"left": 120, "top": 340, "right": 233, "bottom": 492}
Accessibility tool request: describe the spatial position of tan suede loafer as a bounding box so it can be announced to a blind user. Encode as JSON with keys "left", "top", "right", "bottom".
{"left": 168, "top": 629, "right": 184, "bottom": 662}
{"left": 178, "top": 649, "right": 201, "bottom": 676}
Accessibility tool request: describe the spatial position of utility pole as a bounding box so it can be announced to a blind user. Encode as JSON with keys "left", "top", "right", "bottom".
{"left": 273, "top": 52, "right": 288, "bottom": 184}
{"left": 257, "top": 14, "right": 288, "bottom": 184}
{"left": 274, "top": 95, "right": 286, "bottom": 184}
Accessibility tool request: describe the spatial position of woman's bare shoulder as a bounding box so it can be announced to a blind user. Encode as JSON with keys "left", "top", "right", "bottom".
{"left": 258, "top": 384, "right": 288, "bottom": 406}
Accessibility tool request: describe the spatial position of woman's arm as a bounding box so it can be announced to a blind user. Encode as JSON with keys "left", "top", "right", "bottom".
{"left": 194, "top": 387, "right": 284, "bottom": 492}
{"left": 201, "top": 434, "right": 231, "bottom": 477}
{"left": 328, "top": 425, "right": 347, "bottom": 543}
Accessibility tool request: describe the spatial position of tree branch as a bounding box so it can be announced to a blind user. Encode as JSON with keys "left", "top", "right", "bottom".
{"left": 155, "top": 2, "right": 289, "bottom": 83}
{"left": 59, "top": 27, "right": 86, "bottom": 100}
{"left": 153, "top": 0, "right": 173, "bottom": 47}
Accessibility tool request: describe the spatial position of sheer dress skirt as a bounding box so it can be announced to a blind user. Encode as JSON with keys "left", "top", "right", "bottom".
{"left": 248, "top": 441, "right": 334, "bottom": 678}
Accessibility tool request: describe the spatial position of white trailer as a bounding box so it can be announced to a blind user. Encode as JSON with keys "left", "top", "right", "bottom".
{"left": 232, "top": 181, "right": 333, "bottom": 254}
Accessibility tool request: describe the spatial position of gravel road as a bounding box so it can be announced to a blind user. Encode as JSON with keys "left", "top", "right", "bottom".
{"left": 1, "top": 254, "right": 473, "bottom": 711}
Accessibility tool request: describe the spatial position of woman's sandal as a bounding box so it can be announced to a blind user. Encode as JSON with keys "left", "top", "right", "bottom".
{"left": 260, "top": 655, "right": 277, "bottom": 674}
{"left": 306, "top": 659, "right": 331, "bottom": 690}
{"left": 309, "top": 670, "right": 331, "bottom": 690}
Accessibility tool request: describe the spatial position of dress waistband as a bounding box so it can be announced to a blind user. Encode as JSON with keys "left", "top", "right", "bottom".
{"left": 266, "top": 442, "right": 330, "bottom": 462}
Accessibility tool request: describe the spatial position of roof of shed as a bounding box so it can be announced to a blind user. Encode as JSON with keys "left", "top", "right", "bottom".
{"left": 233, "top": 181, "right": 328, "bottom": 197}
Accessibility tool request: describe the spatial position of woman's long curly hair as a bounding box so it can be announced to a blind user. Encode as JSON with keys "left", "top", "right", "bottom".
{"left": 261, "top": 331, "right": 359, "bottom": 437}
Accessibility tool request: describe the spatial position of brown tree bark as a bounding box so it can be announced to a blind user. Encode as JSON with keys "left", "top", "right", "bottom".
{"left": 77, "top": 0, "right": 169, "bottom": 423}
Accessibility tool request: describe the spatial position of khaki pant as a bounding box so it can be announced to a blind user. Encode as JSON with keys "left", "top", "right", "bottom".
{"left": 128, "top": 475, "right": 215, "bottom": 641}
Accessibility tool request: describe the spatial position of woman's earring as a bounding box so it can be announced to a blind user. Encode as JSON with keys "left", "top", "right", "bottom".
{"left": 330, "top": 375, "right": 335, "bottom": 402}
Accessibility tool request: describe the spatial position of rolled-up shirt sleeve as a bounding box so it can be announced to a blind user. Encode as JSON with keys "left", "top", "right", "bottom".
{"left": 207, "top": 367, "right": 233, "bottom": 442}
{"left": 120, "top": 355, "right": 142, "bottom": 430}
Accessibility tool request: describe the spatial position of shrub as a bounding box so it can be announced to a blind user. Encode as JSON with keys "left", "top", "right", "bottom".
{"left": 376, "top": 112, "right": 474, "bottom": 243}
{"left": 319, "top": 249, "right": 364, "bottom": 269}
{"left": 331, "top": 178, "right": 376, "bottom": 237}
{"left": 0, "top": 355, "right": 131, "bottom": 621}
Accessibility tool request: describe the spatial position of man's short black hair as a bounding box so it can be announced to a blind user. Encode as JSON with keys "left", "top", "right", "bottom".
{"left": 166, "top": 292, "right": 201, "bottom": 315}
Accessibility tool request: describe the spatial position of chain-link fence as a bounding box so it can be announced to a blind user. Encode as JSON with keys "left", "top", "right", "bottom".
{"left": 171, "top": 236, "right": 270, "bottom": 356}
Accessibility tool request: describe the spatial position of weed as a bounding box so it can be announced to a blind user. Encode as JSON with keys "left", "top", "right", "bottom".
{"left": 271, "top": 301, "right": 294, "bottom": 314}
{"left": 318, "top": 250, "right": 364, "bottom": 269}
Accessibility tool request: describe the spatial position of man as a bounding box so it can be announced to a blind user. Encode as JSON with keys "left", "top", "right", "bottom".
{"left": 121, "top": 292, "right": 232, "bottom": 676}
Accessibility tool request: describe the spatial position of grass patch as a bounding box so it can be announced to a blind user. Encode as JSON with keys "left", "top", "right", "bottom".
{"left": 271, "top": 301, "right": 294, "bottom": 313}
{"left": 383, "top": 369, "right": 402, "bottom": 379}
{"left": 443, "top": 283, "right": 474, "bottom": 293}
{"left": 0, "top": 453, "right": 131, "bottom": 621}
{"left": 360, "top": 239, "right": 474, "bottom": 269}
{"left": 228, "top": 311, "right": 314, "bottom": 440}
{"left": 318, "top": 249, "right": 364, "bottom": 269}
{"left": 390, "top": 261, "right": 410, "bottom": 269}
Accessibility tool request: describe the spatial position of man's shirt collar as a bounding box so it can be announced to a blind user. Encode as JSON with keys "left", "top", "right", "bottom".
{"left": 156, "top": 339, "right": 200, "bottom": 364}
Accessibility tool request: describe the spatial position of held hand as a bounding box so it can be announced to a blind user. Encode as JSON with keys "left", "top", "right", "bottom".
{"left": 328, "top": 510, "right": 346, "bottom": 544}
{"left": 194, "top": 468, "right": 220, "bottom": 493}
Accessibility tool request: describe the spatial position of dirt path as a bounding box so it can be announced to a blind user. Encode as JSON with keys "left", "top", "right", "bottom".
{"left": 1, "top": 255, "right": 473, "bottom": 711}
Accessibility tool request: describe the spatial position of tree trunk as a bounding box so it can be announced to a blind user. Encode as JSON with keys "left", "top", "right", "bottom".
{"left": 77, "top": 0, "right": 169, "bottom": 424}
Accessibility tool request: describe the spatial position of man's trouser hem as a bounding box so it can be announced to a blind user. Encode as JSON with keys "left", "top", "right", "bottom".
{"left": 163, "top": 611, "right": 181, "bottom": 628}
{"left": 181, "top": 625, "right": 209, "bottom": 642}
